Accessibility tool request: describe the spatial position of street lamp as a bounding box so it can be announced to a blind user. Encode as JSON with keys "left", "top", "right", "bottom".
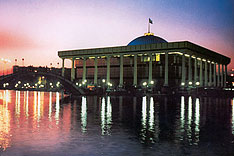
{"left": 22, "top": 58, "right": 24, "bottom": 66}
{"left": 15, "top": 59, "right": 17, "bottom": 66}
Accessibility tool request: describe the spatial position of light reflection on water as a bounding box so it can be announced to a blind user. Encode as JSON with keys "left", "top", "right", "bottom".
{"left": 0, "top": 90, "right": 233, "bottom": 155}
{"left": 101, "top": 96, "right": 112, "bottom": 135}
{"left": 194, "top": 98, "right": 200, "bottom": 144}
{"left": 180, "top": 96, "right": 185, "bottom": 130}
{"left": 81, "top": 97, "right": 87, "bottom": 133}
{"left": 0, "top": 90, "right": 11, "bottom": 151}
{"left": 141, "top": 96, "right": 147, "bottom": 142}
{"left": 232, "top": 98, "right": 234, "bottom": 135}
{"left": 55, "top": 92, "right": 60, "bottom": 124}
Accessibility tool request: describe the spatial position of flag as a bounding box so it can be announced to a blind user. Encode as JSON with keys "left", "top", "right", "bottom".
{"left": 149, "top": 18, "right": 153, "bottom": 24}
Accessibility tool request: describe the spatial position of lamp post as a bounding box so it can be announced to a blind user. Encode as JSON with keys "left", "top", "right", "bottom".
{"left": 15, "top": 59, "right": 17, "bottom": 66}
{"left": 22, "top": 58, "right": 24, "bottom": 66}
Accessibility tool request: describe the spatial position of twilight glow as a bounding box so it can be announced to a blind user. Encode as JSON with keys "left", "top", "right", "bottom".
{"left": 0, "top": 0, "right": 233, "bottom": 73}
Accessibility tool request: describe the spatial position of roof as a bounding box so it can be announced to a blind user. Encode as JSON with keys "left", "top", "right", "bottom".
{"left": 128, "top": 34, "right": 167, "bottom": 46}
{"left": 58, "top": 41, "right": 230, "bottom": 65}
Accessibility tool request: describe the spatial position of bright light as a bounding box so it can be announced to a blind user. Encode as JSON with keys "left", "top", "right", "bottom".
{"left": 143, "top": 82, "right": 147, "bottom": 86}
{"left": 189, "top": 82, "right": 193, "bottom": 85}
{"left": 76, "top": 82, "right": 79, "bottom": 85}
{"left": 102, "top": 79, "right": 106, "bottom": 83}
{"left": 1, "top": 58, "right": 11, "bottom": 63}
{"left": 181, "top": 82, "right": 185, "bottom": 86}
{"left": 82, "top": 80, "right": 87, "bottom": 85}
{"left": 107, "top": 82, "right": 112, "bottom": 86}
{"left": 196, "top": 82, "right": 200, "bottom": 86}
{"left": 150, "top": 81, "right": 154, "bottom": 85}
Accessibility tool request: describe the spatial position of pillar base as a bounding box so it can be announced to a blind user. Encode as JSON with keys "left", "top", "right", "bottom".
{"left": 118, "top": 85, "right": 123, "bottom": 88}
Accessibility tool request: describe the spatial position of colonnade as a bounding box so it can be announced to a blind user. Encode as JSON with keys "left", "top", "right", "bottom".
{"left": 185, "top": 56, "right": 227, "bottom": 88}
{"left": 61, "top": 52, "right": 227, "bottom": 88}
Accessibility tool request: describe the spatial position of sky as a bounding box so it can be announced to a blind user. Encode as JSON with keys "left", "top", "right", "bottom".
{"left": 0, "top": 0, "right": 234, "bottom": 73}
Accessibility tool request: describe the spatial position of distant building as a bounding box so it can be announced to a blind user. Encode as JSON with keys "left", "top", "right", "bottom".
{"left": 58, "top": 33, "right": 231, "bottom": 90}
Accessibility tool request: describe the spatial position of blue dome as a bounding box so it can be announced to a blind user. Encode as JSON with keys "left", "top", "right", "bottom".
{"left": 128, "top": 35, "right": 167, "bottom": 46}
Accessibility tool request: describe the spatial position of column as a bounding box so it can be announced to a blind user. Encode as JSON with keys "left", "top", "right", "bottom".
{"left": 213, "top": 63, "right": 216, "bottom": 87}
{"left": 119, "top": 55, "right": 123, "bottom": 87}
{"left": 148, "top": 53, "right": 152, "bottom": 84}
{"left": 199, "top": 60, "right": 203, "bottom": 87}
{"left": 221, "top": 64, "right": 224, "bottom": 87}
{"left": 194, "top": 57, "right": 197, "bottom": 85}
{"left": 133, "top": 54, "right": 137, "bottom": 86}
{"left": 209, "top": 62, "right": 212, "bottom": 87}
{"left": 62, "top": 58, "right": 65, "bottom": 77}
{"left": 224, "top": 65, "right": 227, "bottom": 87}
{"left": 188, "top": 56, "right": 192, "bottom": 85}
{"left": 94, "top": 57, "right": 98, "bottom": 85}
{"left": 164, "top": 52, "right": 168, "bottom": 86}
{"left": 82, "top": 58, "right": 86, "bottom": 82}
{"left": 106, "top": 56, "right": 110, "bottom": 84}
{"left": 217, "top": 64, "right": 220, "bottom": 87}
{"left": 204, "top": 60, "right": 208, "bottom": 86}
{"left": 71, "top": 57, "right": 75, "bottom": 82}
{"left": 181, "top": 54, "right": 186, "bottom": 85}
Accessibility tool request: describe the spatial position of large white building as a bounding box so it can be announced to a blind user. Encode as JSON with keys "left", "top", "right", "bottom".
{"left": 58, "top": 33, "right": 230, "bottom": 91}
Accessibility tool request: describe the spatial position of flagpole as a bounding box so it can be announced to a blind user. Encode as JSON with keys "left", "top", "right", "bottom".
{"left": 148, "top": 22, "right": 150, "bottom": 33}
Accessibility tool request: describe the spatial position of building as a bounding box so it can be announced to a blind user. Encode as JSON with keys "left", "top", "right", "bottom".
{"left": 58, "top": 32, "right": 230, "bottom": 91}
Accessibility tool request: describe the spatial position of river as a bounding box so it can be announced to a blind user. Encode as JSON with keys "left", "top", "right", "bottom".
{"left": 0, "top": 90, "right": 233, "bottom": 156}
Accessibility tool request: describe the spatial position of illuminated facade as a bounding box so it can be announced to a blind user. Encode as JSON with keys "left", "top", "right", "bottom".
{"left": 58, "top": 33, "right": 230, "bottom": 90}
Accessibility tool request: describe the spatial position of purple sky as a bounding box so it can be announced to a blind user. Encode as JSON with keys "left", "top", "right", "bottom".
{"left": 0, "top": 0, "right": 233, "bottom": 72}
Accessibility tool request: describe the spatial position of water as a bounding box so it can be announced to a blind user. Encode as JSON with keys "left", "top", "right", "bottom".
{"left": 0, "top": 90, "right": 233, "bottom": 156}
